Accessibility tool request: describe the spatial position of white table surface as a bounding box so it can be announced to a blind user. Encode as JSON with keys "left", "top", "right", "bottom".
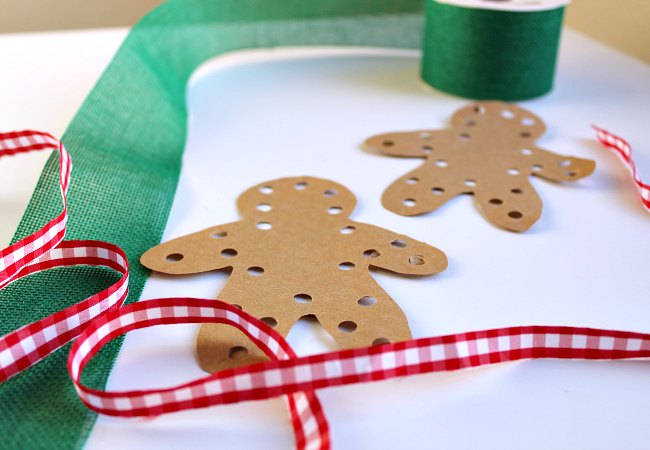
{"left": 1, "top": 26, "right": 649, "bottom": 450}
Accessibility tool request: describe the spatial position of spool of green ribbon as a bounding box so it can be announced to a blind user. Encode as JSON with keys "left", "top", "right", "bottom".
{"left": 422, "top": 0, "right": 567, "bottom": 100}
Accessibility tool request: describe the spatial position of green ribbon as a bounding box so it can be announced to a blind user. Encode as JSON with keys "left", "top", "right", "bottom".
{"left": 422, "top": 0, "right": 565, "bottom": 100}
{"left": 0, "top": 1, "right": 424, "bottom": 448}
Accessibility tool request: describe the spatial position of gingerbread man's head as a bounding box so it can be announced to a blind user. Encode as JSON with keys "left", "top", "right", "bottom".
{"left": 449, "top": 102, "right": 547, "bottom": 141}
{"left": 236, "top": 177, "right": 357, "bottom": 223}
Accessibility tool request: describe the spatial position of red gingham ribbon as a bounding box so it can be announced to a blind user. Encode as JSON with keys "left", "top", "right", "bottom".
{"left": 69, "top": 298, "right": 330, "bottom": 450}
{"left": 0, "top": 131, "right": 70, "bottom": 288}
{"left": 594, "top": 126, "right": 650, "bottom": 211}
{"left": 0, "top": 130, "right": 330, "bottom": 450}
{"left": 69, "top": 299, "right": 650, "bottom": 417}
{"left": 2, "top": 129, "right": 650, "bottom": 450}
{"left": 0, "top": 240, "right": 129, "bottom": 382}
{"left": 0, "top": 131, "right": 129, "bottom": 383}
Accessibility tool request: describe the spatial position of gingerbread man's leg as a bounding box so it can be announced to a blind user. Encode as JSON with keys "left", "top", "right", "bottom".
{"left": 474, "top": 178, "right": 542, "bottom": 232}
{"left": 316, "top": 276, "right": 413, "bottom": 349}
{"left": 196, "top": 277, "right": 302, "bottom": 373}
{"left": 382, "top": 162, "right": 470, "bottom": 216}
{"left": 196, "top": 322, "right": 269, "bottom": 373}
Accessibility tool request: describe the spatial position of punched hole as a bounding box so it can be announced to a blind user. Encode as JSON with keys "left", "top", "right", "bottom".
{"left": 363, "top": 249, "right": 381, "bottom": 259}
{"left": 295, "top": 181, "right": 308, "bottom": 190}
{"left": 521, "top": 148, "right": 534, "bottom": 156}
{"left": 521, "top": 117, "right": 535, "bottom": 126}
{"left": 372, "top": 338, "right": 391, "bottom": 346}
{"left": 211, "top": 230, "right": 227, "bottom": 238}
{"left": 435, "top": 159, "right": 448, "bottom": 168}
{"left": 221, "top": 248, "right": 238, "bottom": 258}
{"left": 228, "top": 346, "right": 249, "bottom": 361}
{"left": 403, "top": 198, "right": 417, "bottom": 207}
{"left": 511, "top": 188, "right": 523, "bottom": 194}
{"left": 324, "top": 189, "right": 337, "bottom": 197}
{"left": 256, "top": 222, "right": 272, "bottom": 230}
{"left": 568, "top": 171, "right": 577, "bottom": 177}
{"left": 465, "top": 119, "right": 476, "bottom": 127}
{"left": 256, "top": 203, "right": 272, "bottom": 212}
{"left": 406, "top": 177, "right": 419, "bottom": 185}
{"left": 340, "top": 226, "right": 356, "bottom": 235}
{"left": 458, "top": 133, "right": 471, "bottom": 141}
{"left": 560, "top": 160, "right": 572, "bottom": 167}
{"left": 507, "top": 168, "right": 520, "bottom": 176}
{"left": 328, "top": 206, "right": 343, "bottom": 215}
{"left": 247, "top": 266, "right": 264, "bottom": 276}
{"left": 432, "top": 187, "right": 445, "bottom": 195}
{"left": 489, "top": 198, "right": 503, "bottom": 205}
{"left": 502, "top": 109, "right": 515, "bottom": 119}
{"left": 409, "top": 255, "right": 425, "bottom": 265}
{"left": 338, "top": 321, "right": 358, "bottom": 333}
{"left": 261, "top": 317, "right": 278, "bottom": 328}
{"left": 464, "top": 179, "right": 477, "bottom": 187}
{"left": 391, "top": 239, "right": 407, "bottom": 248}
{"left": 358, "top": 296, "right": 377, "bottom": 307}
{"left": 508, "top": 211, "right": 523, "bottom": 219}
{"left": 521, "top": 131, "right": 532, "bottom": 138}
{"left": 474, "top": 105, "right": 486, "bottom": 114}
{"left": 383, "top": 140, "right": 394, "bottom": 147}
{"left": 338, "top": 262, "right": 355, "bottom": 271}
{"left": 532, "top": 164, "right": 543, "bottom": 172}
{"left": 422, "top": 146, "right": 433, "bottom": 154}
{"left": 420, "top": 132, "right": 432, "bottom": 140}
{"left": 294, "top": 294, "right": 312, "bottom": 304}
{"left": 259, "top": 186, "right": 273, "bottom": 194}
{"left": 166, "top": 253, "right": 183, "bottom": 262}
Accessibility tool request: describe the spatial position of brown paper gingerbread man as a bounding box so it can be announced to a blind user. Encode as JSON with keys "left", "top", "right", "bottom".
{"left": 141, "top": 176, "right": 447, "bottom": 373}
{"left": 365, "top": 101, "right": 596, "bottom": 232}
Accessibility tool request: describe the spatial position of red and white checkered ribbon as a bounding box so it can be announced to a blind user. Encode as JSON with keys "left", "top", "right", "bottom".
{"left": 69, "top": 298, "right": 330, "bottom": 450}
{"left": 2, "top": 128, "right": 650, "bottom": 450}
{"left": 0, "top": 131, "right": 130, "bottom": 382}
{"left": 0, "top": 131, "right": 70, "bottom": 288}
{"left": 594, "top": 126, "right": 650, "bottom": 211}
{"left": 69, "top": 299, "right": 650, "bottom": 421}
{"left": 0, "top": 130, "right": 329, "bottom": 450}
{"left": 0, "top": 240, "right": 129, "bottom": 382}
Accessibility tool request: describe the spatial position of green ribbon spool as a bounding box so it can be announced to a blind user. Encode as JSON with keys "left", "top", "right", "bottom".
{"left": 422, "top": 0, "right": 567, "bottom": 100}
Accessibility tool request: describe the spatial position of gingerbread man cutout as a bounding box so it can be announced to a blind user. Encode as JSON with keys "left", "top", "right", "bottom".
{"left": 365, "top": 101, "right": 596, "bottom": 232}
{"left": 141, "top": 177, "right": 447, "bottom": 373}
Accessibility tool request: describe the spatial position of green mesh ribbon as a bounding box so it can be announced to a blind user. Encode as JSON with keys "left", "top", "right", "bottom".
{"left": 422, "top": 0, "right": 565, "bottom": 100}
{"left": 0, "top": 1, "right": 424, "bottom": 448}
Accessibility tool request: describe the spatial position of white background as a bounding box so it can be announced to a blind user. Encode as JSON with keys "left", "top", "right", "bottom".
{"left": 1, "top": 27, "right": 650, "bottom": 449}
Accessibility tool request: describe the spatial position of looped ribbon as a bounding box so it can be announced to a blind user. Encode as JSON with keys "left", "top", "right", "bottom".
{"left": 0, "top": 131, "right": 129, "bottom": 382}
{"left": 0, "top": 130, "right": 329, "bottom": 449}
{"left": 1, "top": 129, "right": 648, "bottom": 450}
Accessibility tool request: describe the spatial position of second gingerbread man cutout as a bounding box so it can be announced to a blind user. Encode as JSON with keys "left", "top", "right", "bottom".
{"left": 141, "top": 177, "right": 447, "bottom": 373}
{"left": 365, "top": 101, "right": 596, "bottom": 232}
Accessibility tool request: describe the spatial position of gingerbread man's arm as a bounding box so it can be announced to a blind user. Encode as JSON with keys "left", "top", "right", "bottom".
{"left": 348, "top": 223, "right": 448, "bottom": 275}
{"left": 520, "top": 146, "right": 596, "bottom": 182}
{"left": 365, "top": 129, "right": 454, "bottom": 158}
{"left": 140, "top": 221, "right": 246, "bottom": 275}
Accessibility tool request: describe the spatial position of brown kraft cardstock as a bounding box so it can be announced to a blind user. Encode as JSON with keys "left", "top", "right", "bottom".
{"left": 141, "top": 176, "right": 447, "bottom": 373}
{"left": 365, "top": 101, "right": 596, "bottom": 232}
